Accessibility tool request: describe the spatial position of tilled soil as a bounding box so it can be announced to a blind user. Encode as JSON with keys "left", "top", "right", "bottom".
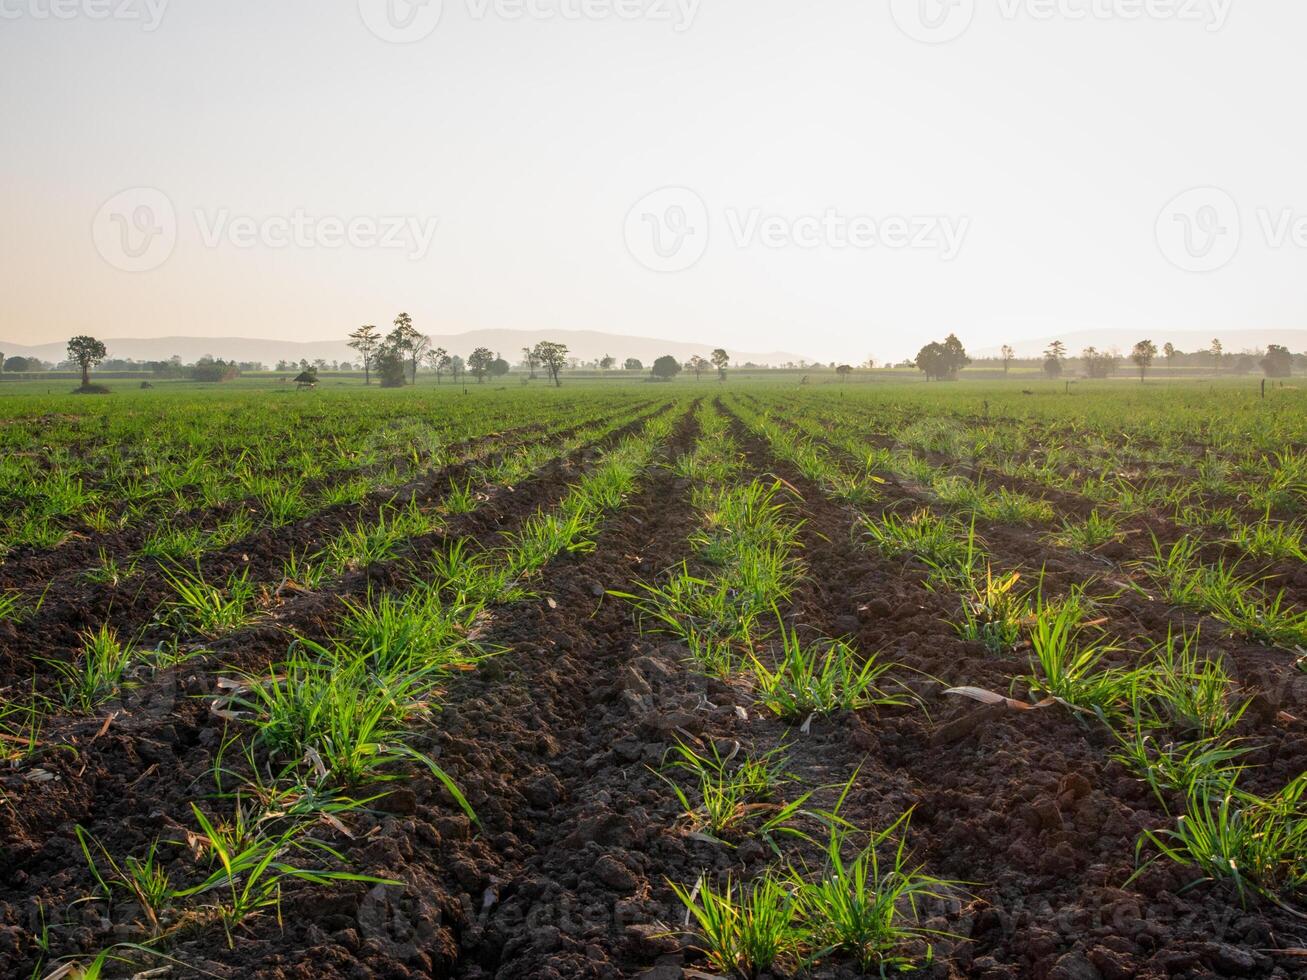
{"left": 2, "top": 401, "right": 1305, "bottom": 979}
{"left": 718, "top": 405, "right": 1307, "bottom": 980}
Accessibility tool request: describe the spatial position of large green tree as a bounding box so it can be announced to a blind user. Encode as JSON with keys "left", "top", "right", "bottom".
{"left": 532, "top": 341, "right": 569, "bottom": 388}
{"left": 468, "top": 347, "right": 495, "bottom": 383}
{"left": 374, "top": 346, "right": 407, "bottom": 388}
{"left": 386, "top": 313, "right": 429, "bottom": 384}
{"left": 1262, "top": 344, "right": 1293, "bottom": 378}
{"left": 651, "top": 355, "right": 681, "bottom": 380}
{"left": 914, "top": 333, "right": 970, "bottom": 381}
{"left": 67, "top": 335, "right": 107, "bottom": 388}
{"left": 1131, "top": 340, "right": 1157, "bottom": 382}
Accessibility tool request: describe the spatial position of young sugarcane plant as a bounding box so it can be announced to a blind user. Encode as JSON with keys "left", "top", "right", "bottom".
{"left": 671, "top": 874, "right": 801, "bottom": 980}
{"left": 658, "top": 740, "right": 809, "bottom": 853}
{"left": 1020, "top": 586, "right": 1144, "bottom": 720}
{"left": 956, "top": 564, "right": 1028, "bottom": 654}
{"left": 750, "top": 614, "right": 905, "bottom": 721}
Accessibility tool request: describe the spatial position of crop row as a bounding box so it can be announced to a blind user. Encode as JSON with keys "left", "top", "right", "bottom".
{"left": 0, "top": 389, "right": 655, "bottom": 559}
{"left": 729, "top": 395, "right": 1307, "bottom": 926}
{"left": 735, "top": 393, "right": 1307, "bottom": 645}
{"left": 4, "top": 403, "right": 686, "bottom": 977}
{"left": 605, "top": 402, "right": 952, "bottom": 975}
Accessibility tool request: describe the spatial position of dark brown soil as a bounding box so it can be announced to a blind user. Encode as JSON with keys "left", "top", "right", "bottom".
{"left": 2, "top": 400, "right": 1305, "bottom": 980}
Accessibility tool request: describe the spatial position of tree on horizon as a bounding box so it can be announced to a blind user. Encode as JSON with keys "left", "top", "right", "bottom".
{"left": 532, "top": 341, "right": 568, "bottom": 387}
{"left": 67, "top": 335, "right": 107, "bottom": 388}
{"left": 347, "top": 324, "right": 380, "bottom": 385}
{"left": 424, "top": 346, "right": 450, "bottom": 384}
{"left": 711, "top": 348, "right": 730, "bottom": 381}
{"left": 652, "top": 355, "right": 681, "bottom": 381}
{"left": 915, "top": 334, "right": 970, "bottom": 381}
{"left": 1000, "top": 344, "right": 1015, "bottom": 374}
{"left": 468, "top": 347, "right": 495, "bottom": 383}
{"left": 1132, "top": 340, "right": 1158, "bottom": 382}
{"left": 386, "top": 313, "right": 429, "bottom": 385}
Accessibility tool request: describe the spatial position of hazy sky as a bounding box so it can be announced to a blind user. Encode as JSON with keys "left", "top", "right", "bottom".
{"left": 2, "top": 1, "right": 1304, "bottom": 362}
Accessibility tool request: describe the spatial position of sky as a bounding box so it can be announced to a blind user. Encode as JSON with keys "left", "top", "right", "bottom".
{"left": 1, "top": 0, "right": 1304, "bottom": 364}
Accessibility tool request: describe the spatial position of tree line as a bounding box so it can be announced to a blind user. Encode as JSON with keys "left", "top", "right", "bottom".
{"left": 3, "top": 331, "right": 740, "bottom": 390}
{"left": 0, "top": 348, "right": 259, "bottom": 380}
{"left": 347, "top": 318, "right": 557, "bottom": 387}
{"left": 1025, "top": 338, "right": 1297, "bottom": 381}
{"left": 347, "top": 318, "right": 733, "bottom": 388}
{"left": 914, "top": 335, "right": 1300, "bottom": 381}
{"left": 32, "top": 331, "right": 1297, "bottom": 392}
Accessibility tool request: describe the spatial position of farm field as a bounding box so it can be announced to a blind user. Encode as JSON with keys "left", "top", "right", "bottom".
{"left": 1, "top": 380, "right": 1305, "bottom": 979}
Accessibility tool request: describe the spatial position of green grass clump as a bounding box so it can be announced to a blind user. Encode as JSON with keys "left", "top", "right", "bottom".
{"left": 660, "top": 741, "right": 807, "bottom": 850}
{"left": 52, "top": 625, "right": 134, "bottom": 712}
{"left": 1022, "top": 587, "right": 1142, "bottom": 717}
{"left": 864, "top": 509, "right": 976, "bottom": 587}
{"left": 1051, "top": 510, "right": 1123, "bottom": 552}
{"left": 1144, "top": 629, "right": 1248, "bottom": 739}
{"left": 956, "top": 565, "right": 1028, "bottom": 654}
{"left": 1139, "top": 775, "right": 1307, "bottom": 906}
{"left": 234, "top": 643, "right": 469, "bottom": 804}
{"left": 162, "top": 564, "right": 259, "bottom": 637}
{"left": 673, "top": 813, "right": 952, "bottom": 976}
{"left": 1145, "top": 536, "right": 1307, "bottom": 649}
{"left": 337, "top": 587, "right": 481, "bottom": 677}
{"left": 672, "top": 875, "right": 800, "bottom": 979}
{"left": 750, "top": 619, "right": 903, "bottom": 720}
{"left": 1230, "top": 517, "right": 1305, "bottom": 563}
{"left": 792, "top": 814, "right": 952, "bottom": 972}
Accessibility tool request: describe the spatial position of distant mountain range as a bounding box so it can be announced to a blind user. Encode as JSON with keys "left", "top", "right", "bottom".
{"left": 974, "top": 329, "right": 1307, "bottom": 359}
{"left": 0, "top": 330, "right": 811, "bottom": 368}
